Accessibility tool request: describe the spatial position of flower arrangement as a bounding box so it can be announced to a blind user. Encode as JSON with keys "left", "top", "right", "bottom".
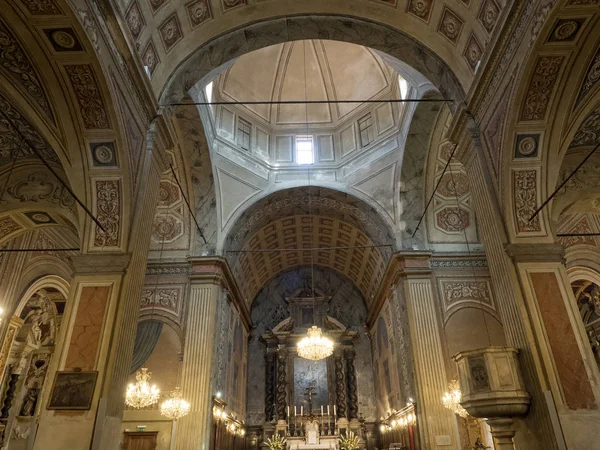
{"left": 339, "top": 430, "right": 361, "bottom": 450}
{"left": 264, "top": 433, "right": 287, "bottom": 450}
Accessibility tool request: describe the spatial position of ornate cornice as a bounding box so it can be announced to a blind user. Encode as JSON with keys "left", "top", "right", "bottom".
{"left": 367, "top": 251, "right": 433, "bottom": 328}
{"left": 69, "top": 253, "right": 131, "bottom": 274}
{"left": 188, "top": 256, "right": 252, "bottom": 331}
{"left": 505, "top": 243, "right": 565, "bottom": 263}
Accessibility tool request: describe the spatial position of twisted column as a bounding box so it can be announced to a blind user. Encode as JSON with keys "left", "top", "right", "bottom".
{"left": 345, "top": 350, "right": 358, "bottom": 420}
{"left": 265, "top": 352, "right": 275, "bottom": 421}
{"left": 334, "top": 350, "right": 346, "bottom": 418}
{"left": 276, "top": 349, "right": 287, "bottom": 421}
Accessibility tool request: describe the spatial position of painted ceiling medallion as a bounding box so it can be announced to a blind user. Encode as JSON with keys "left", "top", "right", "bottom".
{"left": 548, "top": 18, "right": 584, "bottom": 42}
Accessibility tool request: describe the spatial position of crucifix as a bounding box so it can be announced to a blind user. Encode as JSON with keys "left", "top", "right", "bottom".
{"left": 304, "top": 386, "right": 316, "bottom": 414}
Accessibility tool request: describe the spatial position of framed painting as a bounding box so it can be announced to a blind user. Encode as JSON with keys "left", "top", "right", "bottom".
{"left": 47, "top": 371, "right": 98, "bottom": 410}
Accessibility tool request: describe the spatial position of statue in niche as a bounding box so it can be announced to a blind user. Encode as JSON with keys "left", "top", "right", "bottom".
{"left": 20, "top": 389, "right": 38, "bottom": 416}
{"left": 581, "top": 285, "right": 600, "bottom": 317}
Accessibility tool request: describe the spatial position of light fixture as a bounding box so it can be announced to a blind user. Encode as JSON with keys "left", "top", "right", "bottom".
{"left": 297, "top": 326, "right": 334, "bottom": 361}
{"left": 295, "top": 41, "right": 334, "bottom": 362}
{"left": 126, "top": 368, "right": 160, "bottom": 409}
{"left": 442, "top": 379, "right": 469, "bottom": 418}
{"left": 160, "top": 386, "right": 190, "bottom": 420}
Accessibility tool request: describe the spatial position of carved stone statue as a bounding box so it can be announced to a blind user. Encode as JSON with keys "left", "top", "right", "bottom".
{"left": 20, "top": 389, "right": 38, "bottom": 416}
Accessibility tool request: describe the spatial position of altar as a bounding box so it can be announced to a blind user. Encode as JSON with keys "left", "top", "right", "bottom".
{"left": 286, "top": 436, "right": 338, "bottom": 449}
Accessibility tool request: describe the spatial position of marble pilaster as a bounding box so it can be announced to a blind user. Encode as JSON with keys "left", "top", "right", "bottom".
{"left": 396, "top": 251, "right": 460, "bottom": 450}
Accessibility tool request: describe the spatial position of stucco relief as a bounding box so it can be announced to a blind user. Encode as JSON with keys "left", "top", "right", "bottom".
{"left": 437, "top": 172, "right": 469, "bottom": 198}
{"left": 557, "top": 216, "right": 596, "bottom": 247}
{"left": 575, "top": 47, "right": 600, "bottom": 107}
{"left": 31, "top": 231, "right": 71, "bottom": 262}
{"left": 141, "top": 286, "right": 182, "bottom": 317}
{"left": 94, "top": 179, "right": 121, "bottom": 247}
{"left": 483, "top": 77, "right": 513, "bottom": 182}
{"left": 152, "top": 214, "right": 183, "bottom": 243}
{"left": 520, "top": 56, "right": 564, "bottom": 121}
{"left": 478, "top": 0, "right": 501, "bottom": 34}
{"left": 149, "top": 0, "right": 168, "bottom": 13}
{"left": 436, "top": 206, "right": 470, "bottom": 232}
{"left": 222, "top": 0, "right": 245, "bottom": 10}
{"left": 64, "top": 65, "right": 110, "bottom": 129}
{"left": 159, "top": 13, "right": 183, "bottom": 53}
{"left": 440, "top": 280, "right": 492, "bottom": 309}
{"left": 0, "top": 18, "right": 53, "bottom": 121}
{"left": 570, "top": 105, "right": 600, "bottom": 148}
{"left": 407, "top": 0, "right": 433, "bottom": 22}
{"left": 141, "top": 39, "right": 160, "bottom": 75}
{"left": 0, "top": 216, "right": 23, "bottom": 240}
{"left": 17, "top": 0, "right": 62, "bottom": 15}
{"left": 6, "top": 172, "right": 74, "bottom": 209}
{"left": 125, "top": 1, "right": 145, "bottom": 40}
{"left": 438, "top": 7, "right": 464, "bottom": 45}
{"left": 464, "top": 33, "right": 483, "bottom": 73}
{"left": 513, "top": 169, "right": 541, "bottom": 232}
{"left": 0, "top": 93, "right": 60, "bottom": 165}
{"left": 186, "top": 0, "right": 211, "bottom": 28}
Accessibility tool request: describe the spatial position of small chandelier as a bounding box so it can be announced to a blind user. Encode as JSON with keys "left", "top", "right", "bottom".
{"left": 442, "top": 379, "right": 469, "bottom": 418}
{"left": 125, "top": 368, "right": 160, "bottom": 409}
{"left": 160, "top": 387, "right": 190, "bottom": 420}
{"left": 297, "top": 325, "right": 334, "bottom": 361}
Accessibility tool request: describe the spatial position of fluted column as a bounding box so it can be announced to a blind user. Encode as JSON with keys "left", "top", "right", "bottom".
{"left": 334, "top": 350, "right": 347, "bottom": 419}
{"left": 460, "top": 124, "right": 561, "bottom": 449}
{"left": 265, "top": 352, "right": 275, "bottom": 422}
{"left": 174, "top": 283, "right": 219, "bottom": 450}
{"left": 399, "top": 251, "right": 459, "bottom": 450}
{"left": 276, "top": 349, "right": 287, "bottom": 421}
{"left": 345, "top": 350, "right": 358, "bottom": 420}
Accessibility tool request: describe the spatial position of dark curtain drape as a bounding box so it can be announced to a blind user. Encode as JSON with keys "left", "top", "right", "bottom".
{"left": 130, "top": 321, "right": 163, "bottom": 374}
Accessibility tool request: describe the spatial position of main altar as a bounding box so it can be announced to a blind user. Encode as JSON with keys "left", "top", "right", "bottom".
{"left": 261, "top": 291, "right": 364, "bottom": 450}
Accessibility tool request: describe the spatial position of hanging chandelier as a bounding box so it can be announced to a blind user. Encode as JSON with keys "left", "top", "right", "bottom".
{"left": 297, "top": 325, "right": 334, "bottom": 361}
{"left": 160, "top": 386, "right": 191, "bottom": 420}
{"left": 442, "top": 379, "right": 469, "bottom": 418}
{"left": 125, "top": 368, "right": 160, "bottom": 409}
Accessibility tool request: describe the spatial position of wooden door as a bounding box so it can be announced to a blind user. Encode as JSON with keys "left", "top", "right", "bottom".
{"left": 122, "top": 431, "right": 158, "bottom": 450}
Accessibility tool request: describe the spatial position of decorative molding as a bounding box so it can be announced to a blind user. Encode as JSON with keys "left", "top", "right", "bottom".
{"left": 483, "top": 75, "right": 513, "bottom": 181}
{"left": 438, "top": 278, "right": 496, "bottom": 322}
{"left": 0, "top": 93, "right": 60, "bottom": 165}
{"left": 438, "top": 6, "right": 464, "bottom": 45}
{"left": 141, "top": 285, "right": 182, "bottom": 317}
{"left": 547, "top": 18, "right": 584, "bottom": 42}
{"left": 463, "top": 33, "right": 483, "bottom": 73}
{"left": 478, "top": 0, "right": 501, "bottom": 34}
{"left": 24, "top": 211, "right": 55, "bottom": 225}
{"left": 159, "top": 13, "right": 183, "bottom": 53}
{"left": 125, "top": 1, "right": 145, "bottom": 40}
{"left": 407, "top": 0, "right": 433, "bottom": 23}
{"left": 505, "top": 243, "right": 565, "bottom": 263}
{"left": 436, "top": 206, "right": 470, "bottom": 232}
{"left": 513, "top": 169, "right": 542, "bottom": 233}
{"left": 17, "top": 0, "right": 62, "bottom": 15}
{"left": 141, "top": 39, "right": 160, "bottom": 75}
{"left": 221, "top": 0, "right": 245, "bottom": 11}
{"left": 69, "top": 253, "right": 131, "bottom": 273}
{"left": 515, "top": 134, "right": 540, "bottom": 158}
{"left": 186, "top": 0, "right": 211, "bottom": 28}
{"left": 520, "top": 56, "right": 564, "bottom": 121}
{"left": 64, "top": 64, "right": 110, "bottom": 129}
{"left": 7, "top": 171, "right": 74, "bottom": 209}
{"left": 575, "top": 46, "right": 600, "bottom": 107}
{"left": 94, "top": 179, "right": 121, "bottom": 247}
{"left": 149, "top": 0, "right": 169, "bottom": 14}
{"left": 0, "top": 216, "right": 23, "bottom": 240}
{"left": 557, "top": 216, "right": 596, "bottom": 248}
{"left": 570, "top": 105, "right": 600, "bottom": 148}
{"left": 44, "top": 28, "right": 83, "bottom": 52}
{"left": 152, "top": 213, "right": 184, "bottom": 243}
{"left": 90, "top": 142, "right": 117, "bottom": 167}
{"left": 0, "top": 18, "right": 53, "bottom": 121}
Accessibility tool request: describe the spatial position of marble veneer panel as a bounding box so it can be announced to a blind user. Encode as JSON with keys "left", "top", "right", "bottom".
{"left": 65, "top": 286, "right": 110, "bottom": 370}
{"left": 530, "top": 273, "right": 596, "bottom": 410}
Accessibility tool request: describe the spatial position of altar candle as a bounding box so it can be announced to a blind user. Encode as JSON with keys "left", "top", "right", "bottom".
{"left": 301, "top": 406, "right": 303, "bottom": 416}
{"left": 321, "top": 405, "right": 323, "bottom": 415}
{"left": 327, "top": 405, "right": 330, "bottom": 415}
{"left": 294, "top": 406, "right": 297, "bottom": 416}
{"left": 333, "top": 405, "right": 336, "bottom": 416}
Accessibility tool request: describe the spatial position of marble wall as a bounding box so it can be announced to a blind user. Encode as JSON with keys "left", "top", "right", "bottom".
{"left": 246, "top": 267, "right": 376, "bottom": 426}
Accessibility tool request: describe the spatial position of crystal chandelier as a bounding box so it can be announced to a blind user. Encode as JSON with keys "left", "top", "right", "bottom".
{"left": 160, "top": 386, "right": 190, "bottom": 420}
{"left": 297, "top": 325, "right": 334, "bottom": 361}
{"left": 442, "top": 379, "right": 469, "bottom": 418}
{"left": 126, "top": 368, "right": 160, "bottom": 409}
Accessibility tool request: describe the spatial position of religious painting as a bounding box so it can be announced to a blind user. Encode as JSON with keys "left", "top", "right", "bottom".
{"left": 47, "top": 371, "right": 98, "bottom": 410}
{"left": 293, "top": 357, "right": 328, "bottom": 412}
{"left": 301, "top": 307, "right": 314, "bottom": 326}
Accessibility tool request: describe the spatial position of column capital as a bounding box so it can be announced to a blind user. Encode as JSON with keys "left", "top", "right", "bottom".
{"left": 367, "top": 251, "right": 432, "bottom": 327}
{"left": 188, "top": 256, "right": 252, "bottom": 331}
{"left": 69, "top": 253, "right": 131, "bottom": 275}
{"left": 505, "top": 243, "right": 565, "bottom": 264}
